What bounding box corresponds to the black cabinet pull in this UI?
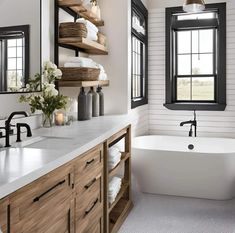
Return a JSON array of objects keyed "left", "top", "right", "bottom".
[
  {"left": 84, "top": 178, "right": 97, "bottom": 189},
  {"left": 85, "top": 198, "right": 99, "bottom": 216},
  {"left": 33, "top": 180, "right": 66, "bottom": 203},
  {"left": 86, "top": 158, "right": 95, "bottom": 166}
]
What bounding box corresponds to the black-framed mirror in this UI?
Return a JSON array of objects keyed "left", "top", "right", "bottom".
[{"left": 0, "top": 0, "right": 41, "bottom": 94}]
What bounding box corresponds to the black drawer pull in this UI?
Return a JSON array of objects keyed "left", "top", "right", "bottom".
[
  {"left": 86, "top": 158, "right": 95, "bottom": 166},
  {"left": 85, "top": 198, "right": 99, "bottom": 216},
  {"left": 84, "top": 178, "right": 97, "bottom": 189},
  {"left": 33, "top": 180, "right": 66, "bottom": 203}
]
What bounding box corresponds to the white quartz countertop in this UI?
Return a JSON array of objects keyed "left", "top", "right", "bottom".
[{"left": 0, "top": 115, "right": 130, "bottom": 199}]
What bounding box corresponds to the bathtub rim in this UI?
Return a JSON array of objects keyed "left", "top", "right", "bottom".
[{"left": 132, "top": 135, "right": 235, "bottom": 155}]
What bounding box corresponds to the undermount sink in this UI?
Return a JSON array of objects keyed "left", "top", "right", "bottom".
[{"left": 12, "top": 136, "right": 77, "bottom": 150}]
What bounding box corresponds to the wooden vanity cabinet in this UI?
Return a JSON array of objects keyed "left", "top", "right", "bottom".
[
  {"left": 0, "top": 198, "right": 9, "bottom": 233},
  {"left": 0, "top": 126, "right": 132, "bottom": 233},
  {"left": 9, "top": 164, "right": 75, "bottom": 233}
]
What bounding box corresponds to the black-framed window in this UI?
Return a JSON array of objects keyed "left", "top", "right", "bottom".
[
  {"left": 164, "top": 3, "right": 226, "bottom": 111},
  {"left": 0, "top": 25, "right": 29, "bottom": 92},
  {"left": 131, "top": 0, "right": 148, "bottom": 109}
]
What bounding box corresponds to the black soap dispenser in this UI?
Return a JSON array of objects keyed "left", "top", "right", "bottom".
[
  {"left": 78, "top": 87, "right": 88, "bottom": 121},
  {"left": 97, "top": 86, "right": 104, "bottom": 116}
]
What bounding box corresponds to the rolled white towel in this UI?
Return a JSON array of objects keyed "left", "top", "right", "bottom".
[
  {"left": 96, "top": 64, "right": 105, "bottom": 73},
  {"left": 99, "top": 72, "right": 108, "bottom": 81},
  {"left": 95, "top": 64, "right": 107, "bottom": 80},
  {"left": 76, "top": 18, "right": 98, "bottom": 33}
]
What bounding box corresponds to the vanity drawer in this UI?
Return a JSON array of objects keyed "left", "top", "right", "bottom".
[
  {"left": 75, "top": 186, "right": 103, "bottom": 233},
  {"left": 75, "top": 144, "right": 103, "bottom": 178},
  {"left": 77, "top": 171, "right": 103, "bottom": 198}
]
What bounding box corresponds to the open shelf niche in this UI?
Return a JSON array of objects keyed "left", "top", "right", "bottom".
[
  {"left": 55, "top": 0, "right": 109, "bottom": 88},
  {"left": 104, "top": 125, "right": 133, "bottom": 233}
]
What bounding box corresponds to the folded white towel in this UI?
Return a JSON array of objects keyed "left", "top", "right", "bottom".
[
  {"left": 108, "top": 155, "right": 121, "bottom": 170},
  {"left": 108, "top": 146, "right": 121, "bottom": 170},
  {"left": 108, "top": 177, "right": 122, "bottom": 204},
  {"left": 109, "top": 152, "right": 121, "bottom": 163},
  {"left": 76, "top": 18, "right": 98, "bottom": 33},
  {"left": 64, "top": 62, "right": 97, "bottom": 68},
  {"left": 109, "top": 146, "right": 120, "bottom": 158},
  {"left": 109, "top": 177, "right": 122, "bottom": 193},
  {"left": 65, "top": 57, "right": 97, "bottom": 68},
  {"left": 66, "top": 57, "right": 93, "bottom": 63}
]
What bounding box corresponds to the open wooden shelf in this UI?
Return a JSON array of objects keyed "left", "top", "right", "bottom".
[
  {"left": 58, "top": 79, "right": 109, "bottom": 87},
  {"left": 109, "top": 181, "right": 130, "bottom": 213},
  {"left": 59, "top": 37, "right": 108, "bottom": 55},
  {"left": 104, "top": 126, "right": 132, "bottom": 233},
  {"left": 109, "top": 198, "right": 133, "bottom": 233},
  {"left": 109, "top": 153, "right": 130, "bottom": 177},
  {"left": 58, "top": 0, "right": 104, "bottom": 26}
]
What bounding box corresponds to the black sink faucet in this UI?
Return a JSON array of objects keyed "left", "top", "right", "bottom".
[
  {"left": 16, "top": 123, "right": 32, "bottom": 142},
  {"left": 0, "top": 111, "right": 30, "bottom": 147},
  {"left": 180, "top": 111, "right": 197, "bottom": 137}
]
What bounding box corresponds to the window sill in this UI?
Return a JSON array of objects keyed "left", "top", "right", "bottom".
[
  {"left": 131, "top": 98, "right": 148, "bottom": 109},
  {"left": 163, "top": 103, "right": 226, "bottom": 111}
]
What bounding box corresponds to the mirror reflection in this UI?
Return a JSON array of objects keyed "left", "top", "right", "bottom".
[
  {"left": 0, "top": 25, "right": 29, "bottom": 92},
  {"left": 0, "top": 0, "right": 41, "bottom": 94}
]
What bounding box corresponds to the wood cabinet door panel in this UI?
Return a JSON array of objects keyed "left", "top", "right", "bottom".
[
  {"left": 9, "top": 164, "right": 75, "bottom": 233},
  {"left": 0, "top": 198, "right": 9, "bottom": 233}
]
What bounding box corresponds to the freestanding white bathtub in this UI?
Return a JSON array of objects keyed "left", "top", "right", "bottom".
[{"left": 132, "top": 135, "right": 235, "bottom": 200}]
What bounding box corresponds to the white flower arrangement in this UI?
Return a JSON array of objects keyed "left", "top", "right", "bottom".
[{"left": 19, "top": 62, "right": 68, "bottom": 126}]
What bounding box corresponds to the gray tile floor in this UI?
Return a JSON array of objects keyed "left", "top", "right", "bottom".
[{"left": 118, "top": 192, "right": 235, "bottom": 233}]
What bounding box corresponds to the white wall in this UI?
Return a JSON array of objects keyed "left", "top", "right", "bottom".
[
  {"left": 148, "top": 0, "right": 235, "bottom": 138},
  {"left": 91, "top": 0, "right": 148, "bottom": 135}
]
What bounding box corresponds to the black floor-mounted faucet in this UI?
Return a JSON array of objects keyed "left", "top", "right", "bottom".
[
  {"left": 0, "top": 111, "right": 32, "bottom": 147},
  {"left": 180, "top": 111, "right": 197, "bottom": 137}
]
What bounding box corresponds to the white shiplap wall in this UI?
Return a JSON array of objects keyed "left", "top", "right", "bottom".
[
  {"left": 129, "top": 105, "right": 149, "bottom": 137},
  {"left": 148, "top": 0, "right": 235, "bottom": 138}
]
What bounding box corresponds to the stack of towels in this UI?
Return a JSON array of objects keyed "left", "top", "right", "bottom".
[
  {"left": 109, "top": 176, "right": 122, "bottom": 204},
  {"left": 64, "top": 57, "right": 108, "bottom": 81},
  {"left": 64, "top": 57, "right": 96, "bottom": 68},
  {"left": 108, "top": 146, "right": 122, "bottom": 170},
  {"left": 76, "top": 18, "right": 98, "bottom": 41}
]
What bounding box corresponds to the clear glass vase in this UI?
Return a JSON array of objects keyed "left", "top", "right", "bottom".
[{"left": 42, "top": 113, "right": 54, "bottom": 128}]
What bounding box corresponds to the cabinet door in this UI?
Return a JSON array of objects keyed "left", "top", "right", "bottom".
[
  {"left": 0, "top": 198, "right": 9, "bottom": 233},
  {"left": 10, "top": 164, "right": 75, "bottom": 233}
]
